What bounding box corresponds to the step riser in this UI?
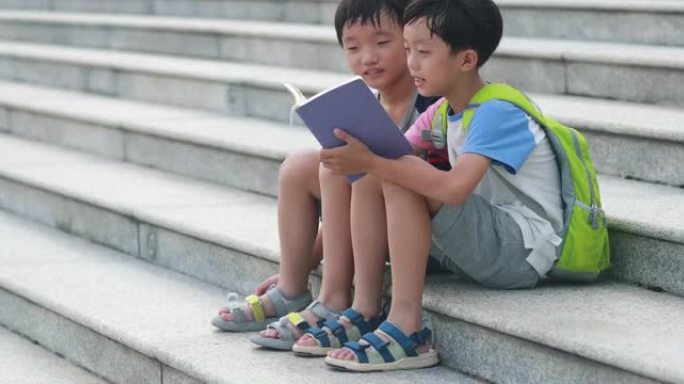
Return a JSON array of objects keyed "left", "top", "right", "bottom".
[
  {"left": 428, "top": 311, "right": 658, "bottom": 384},
  {"left": 607, "top": 231, "right": 684, "bottom": 295},
  {"left": 0, "top": 3, "right": 681, "bottom": 47},
  {"left": 0, "top": 52, "right": 682, "bottom": 124},
  {"left": 582, "top": 130, "right": 684, "bottom": 187},
  {"left": 0, "top": 23, "right": 349, "bottom": 72},
  {"left": 0, "top": 27, "right": 682, "bottom": 107},
  {"left": 0, "top": 0, "right": 338, "bottom": 24},
  {"left": 0, "top": 109, "right": 282, "bottom": 196},
  {"left": 501, "top": 8, "right": 684, "bottom": 47},
  {"left": 0, "top": 178, "right": 279, "bottom": 294},
  {"left": 0, "top": 288, "right": 201, "bottom": 384},
  {"left": 1, "top": 159, "right": 682, "bottom": 305},
  {"left": 2, "top": 99, "right": 682, "bottom": 191}
]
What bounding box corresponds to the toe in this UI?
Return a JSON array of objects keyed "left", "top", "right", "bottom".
[{"left": 295, "top": 334, "right": 318, "bottom": 347}]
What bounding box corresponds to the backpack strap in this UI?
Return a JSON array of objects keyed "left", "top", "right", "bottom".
[{"left": 462, "top": 83, "right": 546, "bottom": 132}]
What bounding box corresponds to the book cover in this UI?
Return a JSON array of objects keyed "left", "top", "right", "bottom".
[{"left": 286, "top": 78, "right": 413, "bottom": 182}]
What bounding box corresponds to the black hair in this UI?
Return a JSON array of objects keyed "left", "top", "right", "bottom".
[
  {"left": 404, "top": 0, "right": 503, "bottom": 67},
  {"left": 334, "top": 0, "right": 410, "bottom": 46}
]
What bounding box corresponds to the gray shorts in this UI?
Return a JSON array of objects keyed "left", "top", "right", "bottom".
[{"left": 429, "top": 193, "right": 540, "bottom": 290}]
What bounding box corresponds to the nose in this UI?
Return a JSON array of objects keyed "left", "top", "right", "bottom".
[
  {"left": 361, "top": 48, "right": 379, "bottom": 66},
  {"left": 407, "top": 51, "right": 418, "bottom": 71}
]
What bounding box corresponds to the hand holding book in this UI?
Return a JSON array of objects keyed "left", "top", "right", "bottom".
[
  {"left": 319, "top": 128, "right": 375, "bottom": 177},
  {"left": 285, "top": 77, "right": 412, "bottom": 182}
]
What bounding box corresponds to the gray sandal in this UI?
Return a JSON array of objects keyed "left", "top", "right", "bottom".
[
  {"left": 249, "top": 300, "right": 340, "bottom": 351},
  {"left": 211, "top": 286, "right": 312, "bottom": 332}
]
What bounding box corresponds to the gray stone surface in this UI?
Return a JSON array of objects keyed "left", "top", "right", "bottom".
[
  {"left": 583, "top": 130, "right": 684, "bottom": 187},
  {"left": 429, "top": 311, "right": 656, "bottom": 384},
  {"left": 0, "top": 211, "right": 476, "bottom": 384},
  {"left": 607, "top": 231, "right": 684, "bottom": 295},
  {"left": 0, "top": 326, "right": 108, "bottom": 384},
  {"left": 423, "top": 277, "right": 684, "bottom": 383},
  {"left": 0, "top": 131, "right": 682, "bottom": 297},
  {"left": 0, "top": 292, "right": 162, "bottom": 384},
  {"left": 10, "top": 110, "right": 125, "bottom": 158},
  {"left": 0, "top": 178, "right": 140, "bottom": 255},
  {"left": 500, "top": 8, "right": 684, "bottom": 46},
  {"left": 568, "top": 63, "right": 684, "bottom": 106}
]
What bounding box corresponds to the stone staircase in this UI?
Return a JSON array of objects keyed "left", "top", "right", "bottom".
[{"left": 0, "top": 1, "right": 682, "bottom": 383}]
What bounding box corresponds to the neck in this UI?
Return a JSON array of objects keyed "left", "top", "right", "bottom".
[
  {"left": 377, "top": 72, "right": 416, "bottom": 107},
  {"left": 445, "top": 74, "right": 486, "bottom": 113}
]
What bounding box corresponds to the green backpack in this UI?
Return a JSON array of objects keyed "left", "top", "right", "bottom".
[{"left": 431, "top": 83, "right": 610, "bottom": 281}]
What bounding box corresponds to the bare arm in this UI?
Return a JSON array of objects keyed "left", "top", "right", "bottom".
[{"left": 320, "top": 129, "right": 490, "bottom": 206}]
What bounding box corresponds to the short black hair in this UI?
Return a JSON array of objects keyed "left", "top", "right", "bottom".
[
  {"left": 404, "top": 0, "right": 503, "bottom": 67},
  {"left": 334, "top": 0, "right": 410, "bottom": 46}
]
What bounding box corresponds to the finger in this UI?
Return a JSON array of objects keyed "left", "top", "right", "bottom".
[{"left": 333, "top": 128, "right": 354, "bottom": 143}]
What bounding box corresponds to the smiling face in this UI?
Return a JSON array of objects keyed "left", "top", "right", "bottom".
[
  {"left": 403, "top": 17, "right": 474, "bottom": 98},
  {"left": 340, "top": 13, "right": 409, "bottom": 91}
]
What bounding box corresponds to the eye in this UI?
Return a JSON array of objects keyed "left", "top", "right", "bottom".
[
  {"left": 418, "top": 50, "right": 430, "bottom": 55},
  {"left": 378, "top": 40, "right": 390, "bottom": 46},
  {"left": 345, "top": 46, "right": 358, "bottom": 51}
]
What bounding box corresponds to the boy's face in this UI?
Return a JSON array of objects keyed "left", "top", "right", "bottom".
[
  {"left": 341, "top": 13, "right": 409, "bottom": 91},
  {"left": 403, "top": 18, "right": 464, "bottom": 97}
]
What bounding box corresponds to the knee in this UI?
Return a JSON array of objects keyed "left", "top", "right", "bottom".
[
  {"left": 352, "top": 174, "right": 382, "bottom": 194},
  {"left": 381, "top": 180, "right": 406, "bottom": 198},
  {"left": 279, "top": 149, "right": 319, "bottom": 189},
  {"left": 319, "top": 162, "right": 347, "bottom": 185}
]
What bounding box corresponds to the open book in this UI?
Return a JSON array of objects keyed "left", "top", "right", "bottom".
[{"left": 285, "top": 77, "right": 412, "bottom": 182}]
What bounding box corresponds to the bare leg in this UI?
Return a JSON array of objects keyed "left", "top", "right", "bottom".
[
  {"left": 330, "top": 179, "right": 439, "bottom": 360},
  {"left": 297, "top": 175, "right": 387, "bottom": 346},
  {"left": 220, "top": 149, "right": 322, "bottom": 320},
  {"left": 259, "top": 164, "right": 354, "bottom": 338}
]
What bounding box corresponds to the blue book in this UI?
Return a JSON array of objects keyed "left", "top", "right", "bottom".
[{"left": 285, "top": 77, "right": 413, "bottom": 182}]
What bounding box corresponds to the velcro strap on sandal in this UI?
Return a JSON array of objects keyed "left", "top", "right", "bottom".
[
  {"left": 245, "top": 295, "right": 265, "bottom": 323},
  {"left": 362, "top": 333, "right": 394, "bottom": 363},
  {"left": 340, "top": 308, "right": 370, "bottom": 335},
  {"left": 304, "top": 326, "right": 331, "bottom": 348},
  {"left": 323, "top": 319, "right": 348, "bottom": 344},
  {"left": 287, "top": 312, "right": 310, "bottom": 332},
  {"left": 379, "top": 321, "right": 418, "bottom": 357},
  {"left": 343, "top": 341, "right": 370, "bottom": 364},
  {"left": 412, "top": 327, "right": 432, "bottom": 346}
]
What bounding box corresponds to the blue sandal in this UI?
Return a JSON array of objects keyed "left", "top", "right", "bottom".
[
  {"left": 292, "top": 308, "right": 386, "bottom": 357},
  {"left": 324, "top": 321, "right": 439, "bottom": 372},
  {"left": 249, "top": 300, "right": 339, "bottom": 351}
]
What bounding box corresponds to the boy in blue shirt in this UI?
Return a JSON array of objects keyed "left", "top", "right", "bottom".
[{"left": 321, "top": 0, "right": 562, "bottom": 371}]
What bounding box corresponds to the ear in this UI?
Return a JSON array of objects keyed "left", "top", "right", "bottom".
[{"left": 460, "top": 49, "right": 479, "bottom": 71}]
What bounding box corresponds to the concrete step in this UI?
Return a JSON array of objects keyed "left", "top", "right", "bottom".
[
  {"left": 498, "top": 0, "right": 684, "bottom": 46},
  {"left": 0, "top": 15, "right": 682, "bottom": 106},
  {"left": 0, "top": 132, "right": 681, "bottom": 299},
  {"left": 0, "top": 79, "right": 681, "bottom": 191},
  {"left": 0, "top": 211, "right": 475, "bottom": 384},
  {"left": 0, "top": 208, "right": 682, "bottom": 383},
  {"left": 0, "top": 0, "right": 339, "bottom": 24},
  {"left": 0, "top": 1, "right": 681, "bottom": 47},
  {"left": 0, "top": 326, "right": 109, "bottom": 384},
  {"left": 0, "top": 40, "right": 682, "bottom": 119}
]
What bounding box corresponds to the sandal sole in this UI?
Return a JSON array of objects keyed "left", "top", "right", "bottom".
[
  {"left": 211, "top": 316, "right": 276, "bottom": 332},
  {"left": 292, "top": 344, "right": 330, "bottom": 357},
  {"left": 324, "top": 350, "right": 439, "bottom": 372}
]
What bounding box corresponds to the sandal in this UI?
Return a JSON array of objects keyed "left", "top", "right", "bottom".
[
  {"left": 324, "top": 321, "right": 439, "bottom": 372},
  {"left": 249, "top": 300, "right": 339, "bottom": 351},
  {"left": 292, "top": 308, "right": 386, "bottom": 357},
  {"left": 211, "top": 286, "right": 312, "bottom": 332}
]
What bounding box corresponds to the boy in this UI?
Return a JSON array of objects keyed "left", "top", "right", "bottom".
[
  {"left": 213, "top": 0, "right": 443, "bottom": 351},
  {"left": 321, "top": 0, "right": 562, "bottom": 371}
]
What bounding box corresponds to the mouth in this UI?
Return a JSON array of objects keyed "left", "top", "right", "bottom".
[
  {"left": 413, "top": 76, "right": 426, "bottom": 87},
  {"left": 363, "top": 68, "right": 385, "bottom": 77}
]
